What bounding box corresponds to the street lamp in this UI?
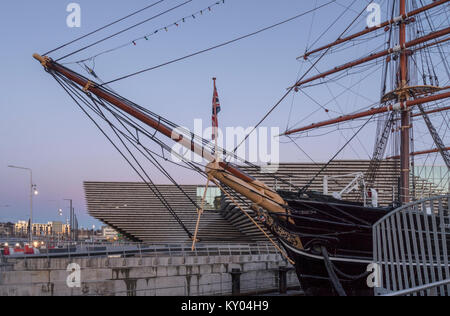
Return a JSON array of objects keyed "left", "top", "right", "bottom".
[
  {"left": 64, "top": 199, "right": 74, "bottom": 241},
  {"left": 8, "top": 165, "right": 38, "bottom": 243}
]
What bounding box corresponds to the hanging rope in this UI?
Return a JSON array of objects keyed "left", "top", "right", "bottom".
[
  {"left": 66, "top": 0, "right": 227, "bottom": 65},
  {"left": 56, "top": 0, "right": 194, "bottom": 62},
  {"left": 52, "top": 71, "right": 195, "bottom": 239},
  {"left": 98, "top": 1, "right": 336, "bottom": 86},
  {"left": 321, "top": 246, "right": 347, "bottom": 296},
  {"left": 211, "top": 178, "right": 295, "bottom": 265},
  {"left": 43, "top": 0, "right": 166, "bottom": 55}
]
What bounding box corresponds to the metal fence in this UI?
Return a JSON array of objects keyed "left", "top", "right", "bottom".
[
  {"left": 373, "top": 195, "right": 450, "bottom": 296},
  {"left": 1, "top": 242, "right": 279, "bottom": 261},
  {"left": 383, "top": 279, "right": 450, "bottom": 296}
]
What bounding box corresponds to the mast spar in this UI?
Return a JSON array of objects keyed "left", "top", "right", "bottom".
[
  {"left": 399, "top": 0, "right": 410, "bottom": 204},
  {"left": 284, "top": 0, "right": 449, "bottom": 204},
  {"left": 298, "top": 0, "right": 450, "bottom": 60}
]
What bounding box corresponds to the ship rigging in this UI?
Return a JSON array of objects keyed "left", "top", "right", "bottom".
[{"left": 33, "top": 0, "right": 449, "bottom": 296}]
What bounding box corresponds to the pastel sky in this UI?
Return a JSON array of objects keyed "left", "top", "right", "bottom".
[{"left": 0, "top": 0, "right": 444, "bottom": 227}]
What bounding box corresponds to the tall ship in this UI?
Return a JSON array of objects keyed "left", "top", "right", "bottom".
[{"left": 33, "top": 0, "right": 449, "bottom": 295}]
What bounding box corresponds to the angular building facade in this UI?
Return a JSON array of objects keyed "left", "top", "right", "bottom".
[{"left": 85, "top": 161, "right": 446, "bottom": 244}]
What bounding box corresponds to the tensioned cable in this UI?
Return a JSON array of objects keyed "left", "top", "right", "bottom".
[
  {"left": 90, "top": 96, "right": 202, "bottom": 209},
  {"left": 56, "top": 0, "right": 193, "bottom": 62},
  {"left": 52, "top": 67, "right": 372, "bottom": 229},
  {"left": 231, "top": 0, "right": 373, "bottom": 155},
  {"left": 59, "top": 59, "right": 309, "bottom": 190},
  {"left": 99, "top": 0, "right": 337, "bottom": 86},
  {"left": 307, "top": 0, "right": 359, "bottom": 51},
  {"left": 64, "top": 0, "right": 226, "bottom": 65},
  {"left": 59, "top": 71, "right": 204, "bottom": 210},
  {"left": 53, "top": 72, "right": 194, "bottom": 238},
  {"left": 43, "top": 0, "right": 165, "bottom": 56},
  {"left": 300, "top": 115, "right": 375, "bottom": 194}
]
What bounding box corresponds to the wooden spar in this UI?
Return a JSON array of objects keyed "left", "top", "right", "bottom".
[
  {"left": 411, "top": 105, "right": 450, "bottom": 118},
  {"left": 298, "top": 0, "right": 450, "bottom": 60},
  {"left": 387, "top": 147, "right": 450, "bottom": 160},
  {"left": 33, "top": 54, "right": 235, "bottom": 176},
  {"left": 417, "top": 36, "right": 450, "bottom": 51},
  {"left": 282, "top": 91, "right": 450, "bottom": 136},
  {"left": 33, "top": 54, "right": 290, "bottom": 218},
  {"left": 290, "top": 27, "right": 450, "bottom": 89}
]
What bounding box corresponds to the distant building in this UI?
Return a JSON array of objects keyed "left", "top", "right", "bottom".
[
  {"left": 77, "top": 229, "right": 91, "bottom": 240},
  {"left": 49, "top": 221, "right": 63, "bottom": 235},
  {"left": 102, "top": 226, "right": 119, "bottom": 240},
  {"left": 0, "top": 222, "right": 14, "bottom": 237},
  {"left": 14, "top": 221, "right": 29, "bottom": 237},
  {"left": 13, "top": 221, "right": 71, "bottom": 238}
]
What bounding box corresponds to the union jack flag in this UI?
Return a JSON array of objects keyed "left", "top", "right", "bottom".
[{"left": 212, "top": 78, "right": 221, "bottom": 140}]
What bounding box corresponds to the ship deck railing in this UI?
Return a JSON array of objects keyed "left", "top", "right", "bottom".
[{"left": 373, "top": 195, "right": 450, "bottom": 296}]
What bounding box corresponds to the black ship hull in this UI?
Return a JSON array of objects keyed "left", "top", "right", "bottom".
[{"left": 267, "top": 191, "right": 393, "bottom": 296}]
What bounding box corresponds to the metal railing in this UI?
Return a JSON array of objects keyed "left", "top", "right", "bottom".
[
  {"left": 1, "top": 242, "right": 279, "bottom": 261},
  {"left": 383, "top": 279, "right": 450, "bottom": 296},
  {"left": 414, "top": 165, "right": 449, "bottom": 194},
  {"left": 373, "top": 195, "right": 450, "bottom": 296}
]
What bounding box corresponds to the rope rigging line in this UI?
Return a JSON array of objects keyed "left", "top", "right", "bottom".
[
  {"left": 299, "top": 114, "right": 375, "bottom": 195},
  {"left": 307, "top": 0, "right": 360, "bottom": 51},
  {"left": 53, "top": 61, "right": 258, "bottom": 169},
  {"left": 57, "top": 58, "right": 313, "bottom": 192},
  {"left": 306, "top": 63, "right": 376, "bottom": 159},
  {"left": 229, "top": 0, "right": 371, "bottom": 157},
  {"left": 321, "top": 246, "right": 347, "bottom": 296},
  {"left": 53, "top": 67, "right": 327, "bottom": 239},
  {"left": 210, "top": 178, "right": 295, "bottom": 265},
  {"left": 89, "top": 96, "right": 204, "bottom": 209},
  {"left": 56, "top": 0, "right": 194, "bottom": 62},
  {"left": 52, "top": 71, "right": 195, "bottom": 239},
  {"left": 98, "top": 0, "right": 337, "bottom": 86},
  {"left": 60, "top": 71, "right": 206, "bottom": 211},
  {"left": 52, "top": 66, "right": 378, "bottom": 251},
  {"left": 286, "top": 66, "right": 382, "bottom": 131},
  {"left": 51, "top": 67, "right": 360, "bottom": 256},
  {"left": 64, "top": 0, "right": 227, "bottom": 65},
  {"left": 43, "top": 0, "right": 166, "bottom": 56}
]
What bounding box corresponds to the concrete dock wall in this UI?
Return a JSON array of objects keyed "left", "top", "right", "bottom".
[{"left": 0, "top": 254, "right": 299, "bottom": 296}]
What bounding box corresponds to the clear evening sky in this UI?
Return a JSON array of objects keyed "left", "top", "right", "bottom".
[{"left": 0, "top": 1, "right": 426, "bottom": 227}]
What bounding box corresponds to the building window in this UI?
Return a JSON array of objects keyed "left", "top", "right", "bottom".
[{"left": 197, "top": 187, "right": 222, "bottom": 210}]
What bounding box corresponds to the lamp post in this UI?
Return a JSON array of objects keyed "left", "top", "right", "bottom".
[
  {"left": 8, "top": 165, "right": 38, "bottom": 243},
  {"left": 64, "top": 199, "right": 73, "bottom": 241},
  {"left": 91, "top": 225, "right": 96, "bottom": 243}
]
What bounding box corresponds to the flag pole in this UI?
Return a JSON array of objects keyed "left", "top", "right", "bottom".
[{"left": 213, "top": 77, "right": 219, "bottom": 162}]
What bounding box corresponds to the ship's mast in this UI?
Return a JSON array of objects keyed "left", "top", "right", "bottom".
[
  {"left": 399, "top": 0, "right": 410, "bottom": 204},
  {"left": 284, "top": 0, "right": 449, "bottom": 204}
]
